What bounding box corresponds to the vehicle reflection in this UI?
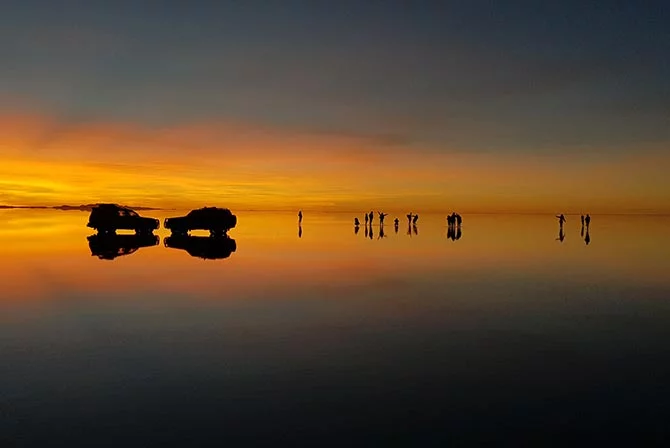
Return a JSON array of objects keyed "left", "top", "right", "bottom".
[
  {"left": 164, "top": 235, "right": 237, "bottom": 260},
  {"left": 87, "top": 233, "right": 159, "bottom": 260}
]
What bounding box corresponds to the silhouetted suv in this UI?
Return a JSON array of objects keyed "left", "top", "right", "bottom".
[
  {"left": 164, "top": 207, "right": 237, "bottom": 236},
  {"left": 87, "top": 204, "right": 159, "bottom": 234}
]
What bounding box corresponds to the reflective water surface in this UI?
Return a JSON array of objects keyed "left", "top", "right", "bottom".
[{"left": 1, "top": 210, "right": 670, "bottom": 445}]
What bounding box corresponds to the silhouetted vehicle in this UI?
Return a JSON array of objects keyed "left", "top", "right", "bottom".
[
  {"left": 87, "top": 233, "right": 159, "bottom": 260},
  {"left": 87, "top": 204, "right": 159, "bottom": 234},
  {"left": 164, "top": 207, "right": 237, "bottom": 236},
  {"left": 164, "top": 234, "right": 237, "bottom": 260}
]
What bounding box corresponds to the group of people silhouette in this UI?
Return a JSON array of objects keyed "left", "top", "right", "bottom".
[
  {"left": 556, "top": 213, "right": 592, "bottom": 245},
  {"left": 352, "top": 211, "right": 420, "bottom": 239},
  {"left": 300, "top": 210, "right": 590, "bottom": 245}
]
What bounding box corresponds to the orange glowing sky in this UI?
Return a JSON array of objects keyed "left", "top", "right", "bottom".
[
  {"left": 0, "top": 112, "right": 668, "bottom": 214},
  {"left": 2, "top": 3, "right": 669, "bottom": 214}
]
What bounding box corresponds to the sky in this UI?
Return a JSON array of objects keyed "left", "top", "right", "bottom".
[{"left": 1, "top": 0, "right": 668, "bottom": 213}]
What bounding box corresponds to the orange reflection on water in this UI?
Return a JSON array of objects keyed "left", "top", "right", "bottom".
[{"left": 0, "top": 210, "right": 669, "bottom": 304}]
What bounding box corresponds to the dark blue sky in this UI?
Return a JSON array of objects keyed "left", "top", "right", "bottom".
[{"left": 1, "top": 0, "right": 668, "bottom": 153}]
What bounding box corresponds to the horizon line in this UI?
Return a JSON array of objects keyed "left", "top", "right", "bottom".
[{"left": 1, "top": 204, "right": 669, "bottom": 217}]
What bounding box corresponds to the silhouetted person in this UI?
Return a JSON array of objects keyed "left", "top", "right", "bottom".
[
  {"left": 378, "top": 212, "right": 388, "bottom": 225},
  {"left": 412, "top": 214, "right": 419, "bottom": 225},
  {"left": 412, "top": 224, "right": 418, "bottom": 235},
  {"left": 581, "top": 215, "right": 585, "bottom": 227},
  {"left": 369, "top": 225, "right": 374, "bottom": 240},
  {"left": 354, "top": 217, "right": 360, "bottom": 226},
  {"left": 407, "top": 223, "right": 412, "bottom": 236},
  {"left": 585, "top": 214, "right": 591, "bottom": 228},
  {"left": 556, "top": 227, "right": 565, "bottom": 242},
  {"left": 447, "top": 214, "right": 453, "bottom": 227},
  {"left": 364, "top": 213, "right": 368, "bottom": 226},
  {"left": 447, "top": 226, "right": 455, "bottom": 241},
  {"left": 298, "top": 225, "right": 302, "bottom": 238},
  {"left": 369, "top": 211, "right": 374, "bottom": 224},
  {"left": 456, "top": 213, "right": 462, "bottom": 227},
  {"left": 407, "top": 213, "right": 413, "bottom": 225},
  {"left": 298, "top": 210, "right": 303, "bottom": 224},
  {"left": 585, "top": 229, "right": 590, "bottom": 245},
  {"left": 556, "top": 214, "right": 566, "bottom": 228},
  {"left": 581, "top": 224, "right": 584, "bottom": 238},
  {"left": 378, "top": 225, "right": 386, "bottom": 239},
  {"left": 394, "top": 217, "right": 399, "bottom": 227},
  {"left": 365, "top": 225, "right": 369, "bottom": 238}
]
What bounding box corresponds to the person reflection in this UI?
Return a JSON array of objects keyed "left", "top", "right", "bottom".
[
  {"left": 585, "top": 228, "right": 591, "bottom": 245},
  {"left": 298, "top": 225, "right": 302, "bottom": 238},
  {"left": 556, "top": 227, "right": 565, "bottom": 242},
  {"left": 369, "top": 225, "right": 374, "bottom": 240},
  {"left": 355, "top": 225, "right": 360, "bottom": 235},
  {"left": 412, "top": 224, "right": 418, "bottom": 236},
  {"left": 378, "top": 225, "right": 386, "bottom": 239},
  {"left": 447, "top": 225, "right": 455, "bottom": 241},
  {"left": 581, "top": 223, "right": 585, "bottom": 238},
  {"left": 365, "top": 225, "right": 369, "bottom": 238},
  {"left": 394, "top": 218, "right": 399, "bottom": 234}
]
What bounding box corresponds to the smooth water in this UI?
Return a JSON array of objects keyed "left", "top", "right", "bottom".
[{"left": 1, "top": 210, "right": 670, "bottom": 445}]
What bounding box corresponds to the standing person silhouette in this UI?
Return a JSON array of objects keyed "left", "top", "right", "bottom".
[
  {"left": 407, "top": 213, "right": 413, "bottom": 225},
  {"left": 354, "top": 217, "right": 360, "bottom": 227},
  {"left": 585, "top": 214, "right": 591, "bottom": 228},
  {"left": 378, "top": 212, "right": 388, "bottom": 225},
  {"left": 556, "top": 214, "right": 566, "bottom": 228},
  {"left": 412, "top": 214, "right": 419, "bottom": 225},
  {"left": 298, "top": 210, "right": 303, "bottom": 224},
  {"left": 364, "top": 213, "right": 368, "bottom": 226},
  {"left": 581, "top": 215, "right": 585, "bottom": 227},
  {"left": 368, "top": 211, "right": 374, "bottom": 225}
]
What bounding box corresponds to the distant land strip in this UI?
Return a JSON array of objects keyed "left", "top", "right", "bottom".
[{"left": 0, "top": 204, "right": 163, "bottom": 211}]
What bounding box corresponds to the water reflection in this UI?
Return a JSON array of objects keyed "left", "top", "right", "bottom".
[
  {"left": 447, "top": 225, "right": 462, "bottom": 241},
  {"left": 585, "top": 228, "right": 591, "bottom": 245},
  {"left": 87, "top": 233, "right": 159, "bottom": 260},
  {"left": 164, "top": 235, "right": 237, "bottom": 260},
  {"left": 556, "top": 227, "right": 565, "bottom": 242}
]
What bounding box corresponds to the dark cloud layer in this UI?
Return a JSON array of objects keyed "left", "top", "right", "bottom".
[{"left": 1, "top": 0, "right": 668, "bottom": 153}]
